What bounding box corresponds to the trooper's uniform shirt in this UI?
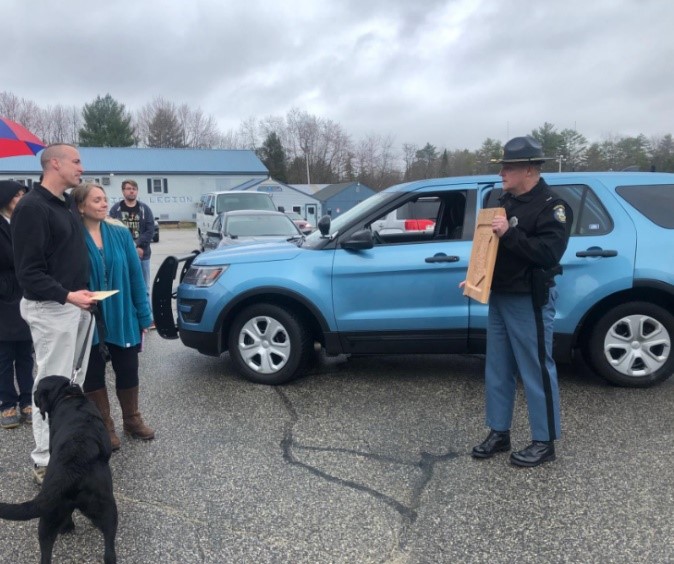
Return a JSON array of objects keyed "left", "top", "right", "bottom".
[
  {"left": 492, "top": 179, "right": 571, "bottom": 293},
  {"left": 485, "top": 178, "right": 572, "bottom": 442}
]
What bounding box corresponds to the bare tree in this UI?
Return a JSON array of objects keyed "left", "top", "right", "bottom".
[
  {"left": 214, "top": 129, "right": 246, "bottom": 149},
  {"left": 176, "top": 104, "right": 220, "bottom": 148},
  {"left": 286, "top": 108, "right": 320, "bottom": 179},
  {"left": 402, "top": 143, "right": 418, "bottom": 180},
  {"left": 67, "top": 105, "right": 83, "bottom": 144},
  {"left": 259, "top": 115, "right": 290, "bottom": 147},
  {"left": 38, "top": 105, "right": 80, "bottom": 144},
  {"left": 377, "top": 134, "right": 401, "bottom": 188},
  {"left": 47, "top": 105, "right": 68, "bottom": 143},
  {"left": 237, "top": 116, "right": 260, "bottom": 150},
  {"left": 135, "top": 97, "right": 178, "bottom": 146},
  {"left": 353, "top": 133, "right": 400, "bottom": 189},
  {"left": 283, "top": 108, "right": 358, "bottom": 183},
  {"left": 354, "top": 134, "right": 379, "bottom": 186},
  {"left": 148, "top": 108, "right": 184, "bottom": 148},
  {"left": 0, "top": 91, "right": 22, "bottom": 121},
  {"left": 318, "top": 118, "right": 352, "bottom": 181},
  {"left": 0, "top": 92, "right": 46, "bottom": 140},
  {"left": 23, "top": 104, "right": 49, "bottom": 142}
]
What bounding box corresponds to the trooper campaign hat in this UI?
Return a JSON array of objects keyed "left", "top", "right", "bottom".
[{"left": 491, "top": 135, "right": 554, "bottom": 164}]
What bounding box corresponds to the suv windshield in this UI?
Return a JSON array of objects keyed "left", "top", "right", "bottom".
[
  {"left": 303, "top": 192, "right": 398, "bottom": 247},
  {"left": 225, "top": 214, "right": 299, "bottom": 237},
  {"left": 216, "top": 193, "right": 276, "bottom": 213}
]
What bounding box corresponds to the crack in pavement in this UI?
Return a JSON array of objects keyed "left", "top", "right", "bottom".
[{"left": 276, "top": 388, "right": 458, "bottom": 526}]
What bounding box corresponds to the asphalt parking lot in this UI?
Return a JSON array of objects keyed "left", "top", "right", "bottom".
[{"left": 0, "top": 226, "right": 673, "bottom": 563}]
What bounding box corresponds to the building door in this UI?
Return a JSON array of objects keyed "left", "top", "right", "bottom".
[{"left": 305, "top": 204, "right": 318, "bottom": 226}]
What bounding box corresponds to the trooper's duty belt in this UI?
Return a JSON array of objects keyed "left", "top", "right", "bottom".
[{"left": 531, "top": 265, "right": 563, "bottom": 308}]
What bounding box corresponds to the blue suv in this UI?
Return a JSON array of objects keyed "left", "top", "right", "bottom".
[{"left": 153, "top": 172, "right": 674, "bottom": 387}]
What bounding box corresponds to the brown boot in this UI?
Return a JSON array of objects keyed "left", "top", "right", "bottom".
[
  {"left": 116, "top": 387, "right": 155, "bottom": 440},
  {"left": 85, "top": 388, "right": 121, "bottom": 451}
]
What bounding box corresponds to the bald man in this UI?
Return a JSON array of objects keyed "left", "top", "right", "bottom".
[{"left": 11, "top": 143, "right": 97, "bottom": 484}]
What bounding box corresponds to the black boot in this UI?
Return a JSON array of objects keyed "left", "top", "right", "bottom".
[
  {"left": 510, "top": 441, "right": 555, "bottom": 467},
  {"left": 471, "top": 430, "right": 511, "bottom": 458}
]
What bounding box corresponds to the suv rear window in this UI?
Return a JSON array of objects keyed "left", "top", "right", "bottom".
[
  {"left": 484, "top": 184, "right": 613, "bottom": 236},
  {"left": 550, "top": 184, "right": 613, "bottom": 236},
  {"left": 615, "top": 184, "right": 674, "bottom": 228}
]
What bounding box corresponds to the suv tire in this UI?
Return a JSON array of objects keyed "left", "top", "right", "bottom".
[
  {"left": 588, "top": 302, "right": 674, "bottom": 387},
  {"left": 228, "top": 304, "right": 311, "bottom": 385}
]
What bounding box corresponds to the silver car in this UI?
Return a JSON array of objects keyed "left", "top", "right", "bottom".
[{"left": 201, "top": 210, "right": 303, "bottom": 251}]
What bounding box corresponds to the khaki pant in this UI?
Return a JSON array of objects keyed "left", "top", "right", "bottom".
[{"left": 20, "top": 299, "right": 94, "bottom": 467}]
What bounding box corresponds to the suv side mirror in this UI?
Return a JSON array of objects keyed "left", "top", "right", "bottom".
[
  {"left": 317, "top": 215, "right": 331, "bottom": 236},
  {"left": 340, "top": 229, "right": 374, "bottom": 250}
]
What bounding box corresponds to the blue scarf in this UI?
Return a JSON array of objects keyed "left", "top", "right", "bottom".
[{"left": 84, "top": 221, "right": 152, "bottom": 347}]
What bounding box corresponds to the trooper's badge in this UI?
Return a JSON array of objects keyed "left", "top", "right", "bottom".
[
  {"left": 509, "top": 216, "right": 518, "bottom": 228},
  {"left": 553, "top": 204, "right": 567, "bottom": 223}
]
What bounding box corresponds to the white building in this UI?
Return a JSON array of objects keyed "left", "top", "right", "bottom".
[{"left": 0, "top": 147, "right": 269, "bottom": 222}]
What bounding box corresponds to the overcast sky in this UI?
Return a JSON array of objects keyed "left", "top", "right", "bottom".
[{"left": 3, "top": 0, "right": 673, "bottom": 149}]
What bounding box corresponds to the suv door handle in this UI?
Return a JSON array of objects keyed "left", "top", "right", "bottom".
[
  {"left": 576, "top": 248, "right": 618, "bottom": 258},
  {"left": 425, "top": 254, "right": 460, "bottom": 263}
]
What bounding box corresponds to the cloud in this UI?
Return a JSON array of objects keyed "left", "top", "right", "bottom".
[{"left": 2, "top": 0, "right": 673, "bottom": 150}]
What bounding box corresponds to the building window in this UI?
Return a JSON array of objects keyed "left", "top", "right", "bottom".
[
  {"left": 147, "top": 178, "right": 168, "bottom": 194},
  {"left": 10, "top": 178, "right": 35, "bottom": 187}
]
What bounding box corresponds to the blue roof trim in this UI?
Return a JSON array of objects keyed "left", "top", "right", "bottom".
[
  {"left": 0, "top": 147, "right": 268, "bottom": 175},
  {"left": 232, "top": 178, "right": 265, "bottom": 190}
]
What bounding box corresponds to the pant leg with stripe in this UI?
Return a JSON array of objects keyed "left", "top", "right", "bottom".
[{"left": 485, "top": 289, "right": 561, "bottom": 441}]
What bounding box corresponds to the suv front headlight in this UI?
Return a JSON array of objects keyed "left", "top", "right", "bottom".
[{"left": 183, "top": 265, "right": 229, "bottom": 287}]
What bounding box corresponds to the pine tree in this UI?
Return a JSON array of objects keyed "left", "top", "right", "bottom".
[
  {"left": 257, "top": 132, "right": 288, "bottom": 182},
  {"left": 79, "top": 94, "right": 135, "bottom": 147}
]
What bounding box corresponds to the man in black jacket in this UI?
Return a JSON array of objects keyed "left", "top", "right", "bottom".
[
  {"left": 11, "top": 144, "right": 97, "bottom": 484},
  {"left": 471, "top": 136, "right": 572, "bottom": 467}
]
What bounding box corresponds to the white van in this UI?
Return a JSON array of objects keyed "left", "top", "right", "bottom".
[{"left": 196, "top": 191, "right": 277, "bottom": 246}]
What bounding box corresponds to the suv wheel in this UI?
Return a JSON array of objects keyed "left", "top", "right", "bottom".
[
  {"left": 228, "top": 304, "right": 311, "bottom": 385},
  {"left": 588, "top": 302, "right": 674, "bottom": 387}
]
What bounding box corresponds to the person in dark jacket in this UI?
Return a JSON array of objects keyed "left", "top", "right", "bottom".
[
  {"left": 470, "top": 136, "right": 572, "bottom": 467},
  {"left": 11, "top": 144, "right": 98, "bottom": 485},
  {"left": 0, "top": 181, "right": 33, "bottom": 429}
]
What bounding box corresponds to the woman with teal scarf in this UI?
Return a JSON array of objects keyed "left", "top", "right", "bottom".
[{"left": 72, "top": 183, "right": 155, "bottom": 450}]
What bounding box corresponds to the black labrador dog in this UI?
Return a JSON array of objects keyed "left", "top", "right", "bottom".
[{"left": 0, "top": 376, "right": 117, "bottom": 564}]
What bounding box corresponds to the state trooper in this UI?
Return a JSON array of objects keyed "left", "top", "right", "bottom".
[{"left": 471, "top": 136, "right": 572, "bottom": 467}]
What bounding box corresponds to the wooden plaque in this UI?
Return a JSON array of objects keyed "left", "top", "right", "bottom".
[{"left": 463, "top": 208, "right": 506, "bottom": 304}]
